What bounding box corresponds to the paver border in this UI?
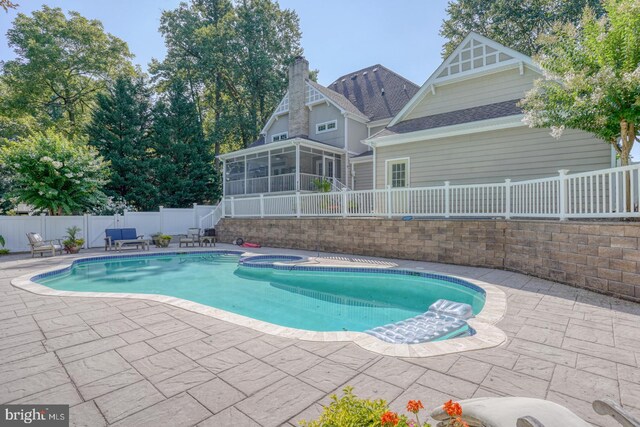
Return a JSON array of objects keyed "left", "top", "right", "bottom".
[{"left": 10, "top": 249, "right": 507, "bottom": 357}]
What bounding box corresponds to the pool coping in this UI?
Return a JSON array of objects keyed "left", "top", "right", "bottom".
[{"left": 10, "top": 249, "right": 507, "bottom": 357}]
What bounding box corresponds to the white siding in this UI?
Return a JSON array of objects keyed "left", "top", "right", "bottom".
[
  {"left": 405, "top": 68, "right": 537, "bottom": 121},
  {"left": 353, "top": 161, "right": 374, "bottom": 190},
  {"left": 375, "top": 127, "right": 612, "bottom": 188}
]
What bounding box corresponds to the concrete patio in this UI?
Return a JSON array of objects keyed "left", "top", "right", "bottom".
[{"left": 0, "top": 244, "right": 639, "bottom": 427}]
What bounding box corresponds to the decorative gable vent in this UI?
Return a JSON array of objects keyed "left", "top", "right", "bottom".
[
  {"left": 306, "top": 83, "right": 325, "bottom": 104},
  {"left": 436, "top": 37, "right": 514, "bottom": 79},
  {"left": 274, "top": 93, "right": 289, "bottom": 115}
]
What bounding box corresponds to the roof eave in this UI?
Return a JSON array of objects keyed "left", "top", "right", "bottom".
[
  {"left": 366, "top": 115, "right": 526, "bottom": 148},
  {"left": 218, "top": 137, "right": 346, "bottom": 160}
]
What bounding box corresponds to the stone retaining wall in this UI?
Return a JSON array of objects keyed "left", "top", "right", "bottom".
[{"left": 217, "top": 218, "right": 640, "bottom": 301}]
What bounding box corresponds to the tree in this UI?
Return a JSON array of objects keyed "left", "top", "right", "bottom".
[
  {"left": 87, "top": 75, "right": 158, "bottom": 211},
  {"left": 0, "top": 0, "right": 18, "bottom": 12},
  {"left": 440, "top": 0, "right": 605, "bottom": 57},
  {"left": 0, "top": 132, "right": 110, "bottom": 215},
  {"left": 520, "top": 0, "right": 640, "bottom": 167},
  {"left": 1, "top": 6, "right": 134, "bottom": 137},
  {"left": 152, "top": 79, "right": 216, "bottom": 207}
]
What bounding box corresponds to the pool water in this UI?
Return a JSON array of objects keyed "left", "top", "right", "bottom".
[{"left": 36, "top": 253, "right": 485, "bottom": 332}]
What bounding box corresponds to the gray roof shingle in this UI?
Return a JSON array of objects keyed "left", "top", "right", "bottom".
[
  {"left": 329, "top": 64, "right": 420, "bottom": 121},
  {"left": 376, "top": 99, "right": 522, "bottom": 137},
  {"left": 307, "top": 80, "right": 369, "bottom": 121}
]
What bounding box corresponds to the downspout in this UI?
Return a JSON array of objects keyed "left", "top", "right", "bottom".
[
  {"left": 372, "top": 145, "right": 377, "bottom": 189},
  {"left": 343, "top": 113, "right": 349, "bottom": 188},
  {"left": 222, "top": 159, "right": 227, "bottom": 198}
]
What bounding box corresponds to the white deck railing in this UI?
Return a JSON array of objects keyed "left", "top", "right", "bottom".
[{"left": 221, "top": 165, "right": 640, "bottom": 220}]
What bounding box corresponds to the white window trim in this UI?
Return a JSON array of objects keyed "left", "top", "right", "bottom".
[
  {"left": 271, "top": 132, "right": 288, "bottom": 142},
  {"left": 384, "top": 157, "right": 410, "bottom": 188},
  {"left": 316, "top": 120, "right": 338, "bottom": 134}
]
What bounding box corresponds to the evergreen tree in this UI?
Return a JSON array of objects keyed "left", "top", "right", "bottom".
[
  {"left": 152, "top": 79, "right": 216, "bottom": 207},
  {"left": 87, "top": 75, "right": 157, "bottom": 211}
]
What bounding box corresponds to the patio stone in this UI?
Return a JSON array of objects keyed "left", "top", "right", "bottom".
[
  {"left": 263, "top": 346, "right": 323, "bottom": 376},
  {"left": 218, "top": 359, "right": 288, "bottom": 396},
  {"left": 176, "top": 340, "right": 218, "bottom": 360},
  {"left": 132, "top": 349, "right": 198, "bottom": 383},
  {"left": 197, "top": 347, "right": 254, "bottom": 374},
  {"left": 197, "top": 407, "right": 260, "bottom": 427},
  {"left": 562, "top": 337, "right": 637, "bottom": 366},
  {"left": 44, "top": 329, "right": 101, "bottom": 352},
  {"left": 512, "top": 355, "right": 556, "bottom": 381},
  {"left": 551, "top": 366, "right": 620, "bottom": 403},
  {"left": 77, "top": 368, "right": 143, "bottom": 400},
  {"left": 546, "top": 391, "right": 622, "bottom": 427},
  {"left": 619, "top": 380, "right": 640, "bottom": 410},
  {"left": 118, "top": 328, "right": 155, "bottom": 344},
  {"left": 464, "top": 348, "right": 519, "bottom": 370},
  {"left": 0, "top": 352, "right": 60, "bottom": 384},
  {"left": 116, "top": 341, "right": 157, "bottom": 362},
  {"left": 576, "top": 354, "right": 618, "bottom": 379},
  {"left": 94, "top": 380, "right": 164, "bottom": 423},
  {"left": 92, "top": 318, "right": 140, "bottom": 337},
  {"left": 144, "top": 318, "right": 192, "bottom": 336},
  {"left": 326, "top": 344, "right": 379, "bottom": 370},
  {"left": 402, "top": 354, "right": 460, "bottom": 372},
  {"left": 56, "top": 335, "right": 128, "bottom": 363},
  {"left": 69, "top": 401, "right": 107, "bottom": 427},
  {"left": 515, "top": 324, "right": 565, "bottom": 347},
  {"left": 0, "top": 367, "right": 69, "bottom": 404},
  {"left": 12, "top": 382, "right": 82, "bottom": 406},
  {"left": 508, "top": 338, "right": 577, "bottom": 367},
  {"left": 446, "top": 356, "right": 493, "bottom": 384},
  {"left": 364, "top": 356, "right": 426, "bottom": 388},
  {"left": 565, "top": 323, "right": 615, "bottom": 346},
  {"left": 188, "top": 378, "right": 245, "bottom": 414},
  {"left": 235, "top": 337, "right": 282, "bottom": 358},
  {"left": 200, "top": 327, "right": 262, "bottom": 352},
  {"left": 417, "top": 369, "right": 478, "bottom": 399},
  {"left": 146, "top": 327, "right": 208, "bottom": 352},
  {"left": 155, "top": 366, "right": 215, "bottom": 397},
  {"left": 0, "top": 330, "right": 45, "bottom": 350},
  {"left": 481, "top": 366, "right": 548, "bottom": 399},
  {"left": 235, "top": 376, "right": 324, "bottom": 427},
  {"left": 112, "top": 392, "right": 211, "bottom": 427},
  {"left": 65, "top": 350, "right": 131, "bottom": 386},
  {"left": 297, "top": 359, "right": 358, "bottom": 392},
  {"left": 0, "top": 342, "right": 45, "bottom": 364},
  {"left": 335, "top": 373, "right": 404, "bottom": 402}
]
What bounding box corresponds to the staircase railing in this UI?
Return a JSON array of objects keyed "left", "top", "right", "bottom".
[{"left": 199, "top": 201, "right": 225, "bottom": 229}]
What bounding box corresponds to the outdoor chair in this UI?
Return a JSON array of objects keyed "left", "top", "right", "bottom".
[
  {"left": 431, "top": 397, "right": 640, "bottom": 427},
  {"left": 26, "top": 232, "right": 63, "bottom": 257},
  {"left": 105, "top": 228, "right": 150, "bottom": 252},
  {"left": 179, "top": 228, "right": 202, "bottom": 248},
  {"left": 200, "top": 228, "right": 216, "bottom": 247}
]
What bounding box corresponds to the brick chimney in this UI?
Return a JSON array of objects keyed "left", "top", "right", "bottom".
[{"left": 288, "top": 56, "right": 309, "bottom": 138}]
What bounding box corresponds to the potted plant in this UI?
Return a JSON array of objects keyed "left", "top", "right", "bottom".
[
  {"left": 0, "top": 235, "right": 9, "bottom": 255},
  {"left": 62, "top": 226, "right": 84, "bottom": 254},
  {"left": 155, "top": 234, "right": 172, "bottom": 248},
  {"left": 313, "top": 177, "right": 332, "bottom": 193}
]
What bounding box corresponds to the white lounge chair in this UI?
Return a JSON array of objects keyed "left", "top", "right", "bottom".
[
  {"left": 430, "top": 397, "right": 640, "bottom": 427},
  {"left": 26, "top": 232, "right": 63, "bottom": 257},
  {"left": 179, "top": 228, "right": 201, "bottom": 248}
]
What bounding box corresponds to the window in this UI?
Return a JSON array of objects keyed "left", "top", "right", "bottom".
[
  {"left": 271, "top": 132, "right": 288, "bottom": 142},
  {"left": 316, "top": 120, "right": 337, "bottom": 134},
  {"left": 386, "top": 158, "right": 409, "bottom": 188}
]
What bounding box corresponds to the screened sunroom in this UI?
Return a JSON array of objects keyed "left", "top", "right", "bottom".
[{"left": 219, "top": 138, "right": 346, "bottom": 197}]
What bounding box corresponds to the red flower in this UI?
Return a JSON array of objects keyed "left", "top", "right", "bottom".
[
  {"left": 443, "top": 400, "right": 463, "bottom": 416},
  {"left": 380, "top": 411, "right": 400, "bottom": 426},
  {"left": 406, "top": 399, "right": 424, "bottom": 414}
]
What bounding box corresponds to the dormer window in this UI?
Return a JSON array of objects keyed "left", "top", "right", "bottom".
[
  {"left": 272, "top": 132, "right": 288, "bottom": 142},
  {"left": 316, "top": 120, "right": 337, "bottom": 134}
]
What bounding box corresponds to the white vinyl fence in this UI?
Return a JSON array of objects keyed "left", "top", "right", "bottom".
[
  {"left": 0, "top": 204, "right": 217, "bottom": 253},
  {"left": 222, "top": 165, "right": 640, "bottom": 221}
]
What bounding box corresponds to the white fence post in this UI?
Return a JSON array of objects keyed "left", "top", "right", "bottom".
[
  {"left": 83, "top": 213, "right": 89, "bottom": 249},
  {"left": 342, "top": 188, "right": 348, "bottom": 218},
  {"left": 505, "top": 179, "right": 511, "bottom": 220},
  {"left": 259, "top": 194, "right": 264, "bottom": 218},
  {"left": 193, "top": 203, "right": 198, "bottom": 228},
  {"left": 230, "top": 198, "right": 235, "bottom": 218},
  {"left": 158, "top": 206, "right": 164, "bottom": 232},
  {"left": 558, "top": 170, "right": 569, "bottom": 220},
  {"left": 444, "top": 181, "right": 450, "bottom": 218},
  {"left": 386, "top": 185, "right": 392, "bottom": 219},
  {"left": 40, "top": 213, "right": 46, "bottom": 239},
  {"left": 296, "top": 192, "right": 301, "bottom": 218}
]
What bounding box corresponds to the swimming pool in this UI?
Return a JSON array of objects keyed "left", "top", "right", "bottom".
[{"left": 33, "top": 251, "right": 485, "bottom": 335}]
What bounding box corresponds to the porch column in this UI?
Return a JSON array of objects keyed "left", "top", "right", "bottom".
[
  {"left": 222, "top": 159, "right": 226, "bottom": 197},
  {"left": 243, "top": 155, "right": 247, "bottom": 195},
  {"left": 267, "top": 149, "right": 271, "bottom": 193},
  {"left": 295, "top": 144, "right": 300, "bottom": 191}
]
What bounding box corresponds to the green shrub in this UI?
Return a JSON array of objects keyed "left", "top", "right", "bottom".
[{"left": 299, "top": 387, "right": 390, "bottom": 427}]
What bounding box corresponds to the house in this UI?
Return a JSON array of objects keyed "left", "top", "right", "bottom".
[
  {"left": 363, "top": 32, "right": 613, "bottom": 191},
  {"left": 220, "top": 32, "right": 613, "bottom": 198},
  {"left": 218, "top": 57, "right": 419, "bottom": 196}
]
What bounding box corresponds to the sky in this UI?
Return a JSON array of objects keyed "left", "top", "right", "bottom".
[{"left": 0, "top": 0, "right": 451, "bottom": 86}]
